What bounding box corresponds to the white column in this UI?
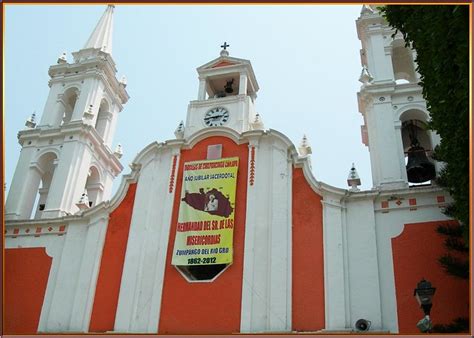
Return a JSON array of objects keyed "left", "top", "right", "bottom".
[
  {"left": 71, "top": 78, "right": 100, "bottom": 122},
  {"left": 114, "top": 147, "right": 179, "bottom": 333},
  {"left": 45, "top": 221, "right": 88, "bottom": 332},
  {"left": 102, "top": 171, "right": 115, "bottom": 202},
  {"left": 239, "top": 72, "right": 248, "bottom": 95},
  {"left": 268, "top": 142, "right": 292, "bottom": 331},
  {"left": 34, "top": 187, "right": 49, "bottom": 219},
  {"left": 345, "top": 199, "right": 382, "bottom": 330},
  {"left": 322, "top": 197, "right": 347, "bottom": 330},
  {"left": 240, "top": 139, "right": 260, "bottom": 332},
  {"left": 5, "top": 147, "right": 41, "bottom": 220},
  {"left": 394, "top": 121, "right": 408, "bottom": 183},
  {"left": 240, "top": 137, "right": 292, "bottom": 333},
  {"left": 36, "top": 238, "right": 66, "bottom": 333},
  {"left": 103, "top": 110, "right": 118, "bottom": 147},
  {"left": 69, "top": 215, "right": 109, "bottom": 332},
  {"left": 365, "top": 98, "right": 407, "bottom": 189},
  {"left": 38, "top": 84, "right": 65, "bottom": 127},
  {"left": 198, "top": 77, "right": 207, "bottom": 100},
  {"left": 366, "top": 31, "right": 394, "bottom": 83}
]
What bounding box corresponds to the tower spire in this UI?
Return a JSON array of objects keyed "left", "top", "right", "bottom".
[{"left": 83, "top": 5, "right": 115, "bottom": 54}]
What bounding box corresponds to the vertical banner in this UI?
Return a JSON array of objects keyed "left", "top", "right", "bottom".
[{"left": 172, "top": 157, "right": 239, "bottom": 266}]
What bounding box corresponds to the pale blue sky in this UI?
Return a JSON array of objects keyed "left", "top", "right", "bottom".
[{"left": 4, "top": 4, "right": 371, "bottom": 195}]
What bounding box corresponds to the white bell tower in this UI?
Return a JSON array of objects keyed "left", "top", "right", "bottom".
[
  {"left": 184, "top": 43, "right": 260, "bottom": 138},
  {"left": 356, "top": 5, "right": 440, "bottom": 190},
  {"left": 5, "top": 5, "right": 129, "bottom": 220}
]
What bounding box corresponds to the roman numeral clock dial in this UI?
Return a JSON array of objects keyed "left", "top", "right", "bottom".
[{"left": 204, "top": 107, "right": 229, "bottom": 127}]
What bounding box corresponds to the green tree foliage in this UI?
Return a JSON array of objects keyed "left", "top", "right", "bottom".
[
  {"left": 437, "top": 224, "right": 469, "bottom": 279},
  {"left": 380, "top": 5, "right": 470, "bottom": 242}
]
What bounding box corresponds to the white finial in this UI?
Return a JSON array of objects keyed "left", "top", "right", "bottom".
[
  {"left": 114, "top": 143, "right": 123, "bottom": 159},
  {"left": 83, "top": 104, "right": 94, "bottom": 120},
  {"left": 57, "top": 52, "right": 67, "bottom": 64},
  {"left": 250, "top": 113, "right": 264, "bottom": 130},
  {"left": 174, "top": 121, "right": 185, "bottom": 139},
  {"left": 359, "top": 65, "right": 374, "bottom": 84},
  {"left": 299, "top": 134, "right": 312, "bottom": 156},
  {"left": 83, "top": 5, "right": 115, "bottom": 54},
  {"left": 25, "top": 112, "right": 37, "bottom": 129},
  {"left": 119, "top": 75, "right": 127, "bottom": 88},
  {"left": 76, "top": 190, "right": 90, "bottom": 210},
  {"left": 347, "top": 163, "right": 362, "bottom": 191},
  {"left": 361, "top": 5, "right": 375, "bottom": 15}
]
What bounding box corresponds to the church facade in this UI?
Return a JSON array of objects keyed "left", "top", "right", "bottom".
[{"left": 4, "top": 5, "right": 469, "bottom": 335}]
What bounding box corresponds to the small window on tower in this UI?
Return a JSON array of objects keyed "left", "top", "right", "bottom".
[{"left": 39, "top": 204, "right": 45, "bottom": 211}]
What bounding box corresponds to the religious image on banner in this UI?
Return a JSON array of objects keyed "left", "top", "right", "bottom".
[{"left": 171, "top": 157, "right": 239, "bottom": 266}]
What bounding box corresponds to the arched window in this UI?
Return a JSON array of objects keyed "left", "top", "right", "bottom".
[
  {"left": 391, "top": 39, "right": 417, "bottom": 84},
  {"left": 400, "top": 109, "right": 436, "bottom": 184},
  {"left": 95, "top": 99, "right": 110, "bottom": 140},
  {"left": 31, "top": 152, "right": 58, "bottom": 219},
  {"left": 400, "top": 110, "right": 432, "bottom": 153},
  {"left": 85, "top": 166, "right": 102, "bottom": 207},
  {"left": 61, "top": 87, "right": 79, "bottom": 125}
]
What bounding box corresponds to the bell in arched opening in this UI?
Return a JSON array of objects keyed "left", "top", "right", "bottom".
[
  {"left": 404, "top": 120, "right": 436, "bottom": 183},
  {"left": 406, "top": 146, "right": 436, "bottom": 183}
]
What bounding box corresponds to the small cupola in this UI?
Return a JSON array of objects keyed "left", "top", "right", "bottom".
[{"left": 196, "top": 42, "right": 259, "bottom": 101}]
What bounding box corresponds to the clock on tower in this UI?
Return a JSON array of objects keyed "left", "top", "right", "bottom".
[{"left": 184, "top": 44, "right": 260, "bottom": 138}]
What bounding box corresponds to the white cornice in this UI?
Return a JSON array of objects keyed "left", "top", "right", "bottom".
[
  {"left": 19, "top": 122, "right": 123, "bottom": 175},
  {"left": 48, "top": 54, "right": 129, "bottom": 106},
  {"left": 188, "top": 94, "right": 248, "bottom": 109}
]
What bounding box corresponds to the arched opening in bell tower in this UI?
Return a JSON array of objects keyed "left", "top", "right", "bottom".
[
  {"left": 207, "top": 73, "right": 243, "bottom": 99},
  {"left": 61, "top": 87, "right": 79, "bottom": 125},
  {"left": 95, "top": 99, "right": 109, "bottom": 140},
  {"left": 84, "top": 166, "right": 102, "bottom": 207},
  {"left": 400, "top": 109, "right": 436, "bottom": 184},
  {"left": 391, "top": 39, "right": 417, "bottom": 84},
  {"left": 31, "top": 152, "right": 58, "bottom": 219}
]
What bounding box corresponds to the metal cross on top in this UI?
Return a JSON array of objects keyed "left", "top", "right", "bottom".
[{"left": 221, "top": 42, "right": 230, "bottom": 50}]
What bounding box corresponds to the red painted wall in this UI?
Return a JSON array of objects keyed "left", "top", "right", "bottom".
[
  {"left": 291, "top": 168, "right": 325, "bottom": 331},
  {"left": 5, "top": 247, "right": 53, "bottom": 334},
  {"left": 158, "top": 136, "right": 248, "bottom": 334},
  {"left": 392, "top": 220, "right": 469, "bottom": 333},
  {"left": 89, "top": 183, "right": 137, "bottom": 332}
]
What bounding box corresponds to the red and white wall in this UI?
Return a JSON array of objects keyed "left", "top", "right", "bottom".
[{"left": 4, "top": 129, "right": 469, "bottom": 334}]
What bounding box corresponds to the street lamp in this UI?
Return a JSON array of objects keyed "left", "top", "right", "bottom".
[{"left": 414, "top": 279, "right": 436, "bottom": 333}]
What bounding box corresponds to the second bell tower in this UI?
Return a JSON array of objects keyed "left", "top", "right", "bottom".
[
  {"left": 5, "top": 5, "right": 129, "bottom": 220},
  {"left": 356, "top": 5, "right": 440, "bottom": 190}
]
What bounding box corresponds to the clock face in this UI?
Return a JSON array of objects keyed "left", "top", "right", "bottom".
[{"left": 204, "top": 107, "right": 229, "bottom": 127}]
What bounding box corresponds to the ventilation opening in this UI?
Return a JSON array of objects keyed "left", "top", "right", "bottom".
[
  {"left": 60, "top": 88, "right": 79, "bottom": 126},
  {"left": 95, "top": 99, "right": 110, "bottom": 140},
  {"left": 391, "top": 39, "right": 417, "bottom": 83},
  {"left": 175, "top": 264, "right": 229, "bottom": 282},
  {"left": 31, "top": 152, "right": 58, "bottom": 219}
]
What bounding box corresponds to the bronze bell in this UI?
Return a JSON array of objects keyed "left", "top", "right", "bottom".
[
  {"left": 224, "top": 78, "right": 234, "bottom": 93},
  {"left": 406, "top": 145, "right": 436, "bottom": 183}
]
